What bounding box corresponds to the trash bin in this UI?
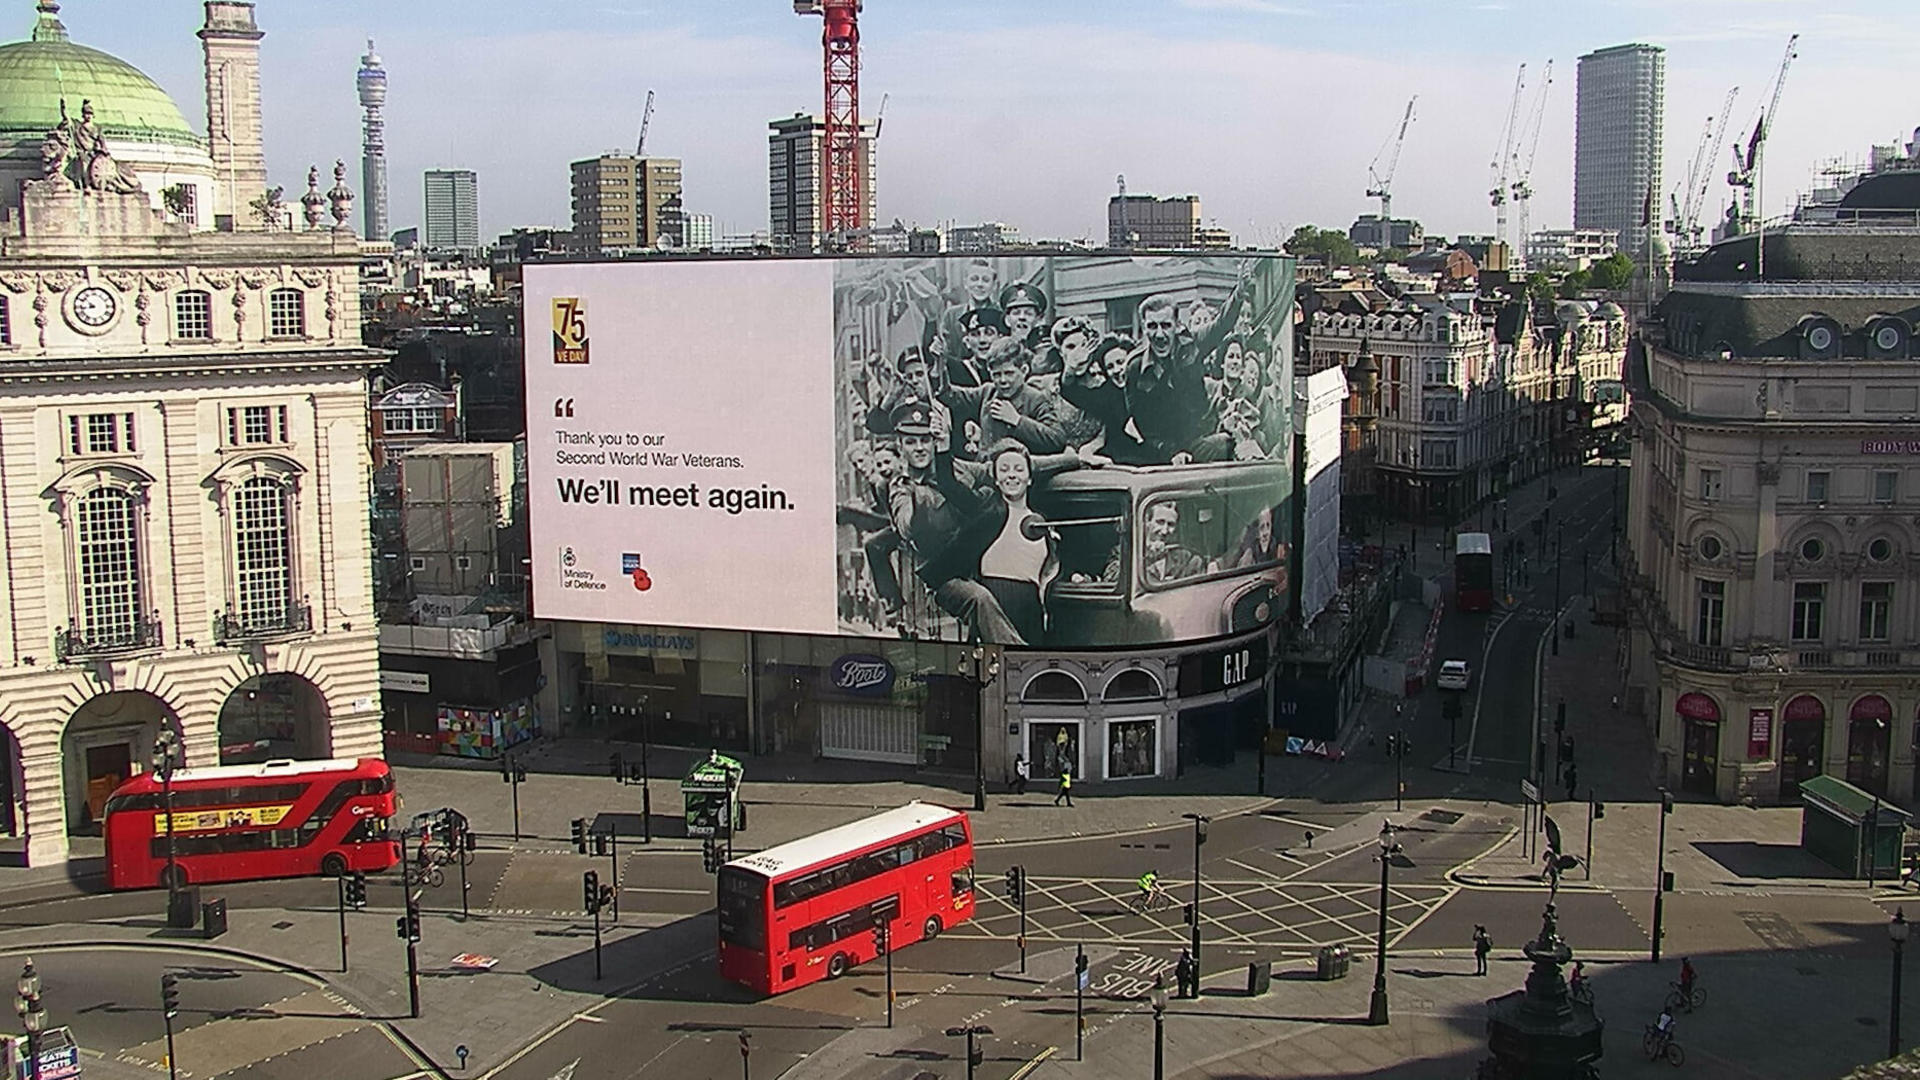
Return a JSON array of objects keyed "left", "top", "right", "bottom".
[
  {"left": 1333, "top": 944, "right": 1352, "bottom": 978},
  {"left": 166, "top": 885, "right": 201, "bottom": 930},
  {"left": 1247, "top": 960, "right": 1271, "bottom": 996},
  {"left": 1315, "top": 944, "right": 1338, "bottom": 981},
  {"left": 201, "top": 897, "right": 228, "bottom": 940}
]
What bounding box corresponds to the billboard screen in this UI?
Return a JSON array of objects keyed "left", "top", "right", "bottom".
[{"left": 525, "top": 253, "right": 1295, "bottom": 648}]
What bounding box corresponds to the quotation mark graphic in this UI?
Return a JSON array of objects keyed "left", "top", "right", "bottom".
[{"left": 553, "top": 398, "right": 575, "bottom": 418}]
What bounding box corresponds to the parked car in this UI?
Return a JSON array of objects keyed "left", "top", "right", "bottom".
[{"left": 1437, "top": 659, "right": 1471, "bottom": 691}]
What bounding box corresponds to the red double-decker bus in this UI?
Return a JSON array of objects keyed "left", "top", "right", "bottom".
[
  {"left": 101, "top": 758, "right": 400, "bottom": 890},
  {"left": 1455, "top": 531, "right": 1494, "bottom": 612},
  {"left": 717, "top": 802, "right": 975, "bottom": 995}
]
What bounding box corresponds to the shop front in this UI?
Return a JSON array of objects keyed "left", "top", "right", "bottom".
[
  {"left": 1007, "top": 662, "right": 1169, "bottom": 785},
  {"left": 1847, "top": 694, "right": 1893, "bottom": 798},
  {"left": 1676, "top": 691, "right": 1720, "bottom": 797},
  {"left": 1780, "top": 694, "right": 1826, "bottom": 802}
]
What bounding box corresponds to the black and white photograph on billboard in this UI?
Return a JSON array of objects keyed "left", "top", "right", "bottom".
[{"left": 832, "top": 253, "right": 1296, "bottom": 647}]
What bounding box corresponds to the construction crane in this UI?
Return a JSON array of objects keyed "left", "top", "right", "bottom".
[
  {"left": 872, "top": 91, "right": 888, "bottom": 146},
  {"left": 1488, "top": 64, "right": 1527, "bottom": 250},
  {"left": 1509, "top": 59, "right": 1552, "bottom": 270},
  {"left": 795, "top": 1, "right": 866, "bottom": 247},
  {"left": 634, "top": 89, "right": 655, "bottom": 156},
  {"left": 1676, "top": 86, "right": 1739, "bottom": 248},
  {"left": 1365, "top": 96, "right": 1417, "bottom": 224},
  {"left": 1729, "top": 34, "right": 1798, "bottom": 234}
]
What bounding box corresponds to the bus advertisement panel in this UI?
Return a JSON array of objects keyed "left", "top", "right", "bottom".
[
  {"left": 524, "top": 253, "right": 1295, "bottom": 648},
  {"left": 102, "top": 758, "right": 400, "bottom": 890},
  {"left": 717, "top": 802, "right": 974, "bottom": 995}
]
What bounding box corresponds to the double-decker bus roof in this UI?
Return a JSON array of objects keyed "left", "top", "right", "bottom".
[
  {"left": 124, "top": 757, "right": 377, "bottom": 789},
  {"left": 727, "top": 801, "right": 964, "bottom": 880},
  {"left": 1456, "top": 532, "right": 1492, "bottom": 556}
]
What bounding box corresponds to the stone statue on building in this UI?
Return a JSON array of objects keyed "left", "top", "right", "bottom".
[{"left": 46, "top": 98, "right": 142, "bottom": 194}]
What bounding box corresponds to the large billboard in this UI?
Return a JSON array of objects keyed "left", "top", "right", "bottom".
[{"left": 525, "top": 253, "right": 1295, "bottom": 648}]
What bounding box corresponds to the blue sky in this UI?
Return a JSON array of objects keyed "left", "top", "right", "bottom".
[{"left": 66, "top": 0, "right": 1920, "bottom": 244}]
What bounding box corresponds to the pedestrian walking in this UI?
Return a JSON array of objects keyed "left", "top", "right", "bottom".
[
  {"left": 1012, "top": 754, "right": 1029, "bottom": 795},
  {"left": 1473, "top": 925, "right": 1491, "bottom": 975},
  {"left": 1175, "top": 948, "right": 1196, "bottom": 998},
  {"left": 1054, "top": 765, "right": 1073, "bottom": 807},
  {"left": 1564, "top": 762, "right": 1579, "bottom": 800}
]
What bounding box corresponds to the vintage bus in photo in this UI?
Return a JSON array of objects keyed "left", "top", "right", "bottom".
[
  {"left": 717, "top": 802, "right": 975, "bottom": 995},
  {"left": 1454, "top": 531, "right": 1494, "bottom": 612},
  {"left": 101, "top": 758, "right": 401, "bottom": 890}
]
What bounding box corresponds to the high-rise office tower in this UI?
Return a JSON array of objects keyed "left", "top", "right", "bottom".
[
  {"left": 423, "top": 168, "right": 478, "bottom": 251},
  {"left": 356, "top": 38, "right": 387, "bottom": 242},
  {"left": 569, "top": 154, "right": 684, "bottom": 254},
  {"left": 767, "top": 113, "right": 874, "bottom": 253},
  {"left": 1575, "top": 43, "right": 1665, "bottom": 258}
]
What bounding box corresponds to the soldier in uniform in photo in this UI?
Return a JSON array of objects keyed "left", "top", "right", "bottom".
[
  {"left": 938, "top": 258, "right": 1000, "bottom": 375},
  {"left": 950, "top": 306, "right": 1008, "bottom": 390},
  {"left": 885, "top": 401, "right": 1025, "bottom": 643},
  {"left": 999, "top": 281, "right": 1051, "bottom": 353}
]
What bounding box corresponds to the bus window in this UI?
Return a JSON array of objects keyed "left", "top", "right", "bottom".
[
  {"left": 1142, "top": 489, "right": 1285, "bottom": 589},
  {"left": 1043, "top": 491, "right": 1127, "bottom": 591},
  {"left": 718, "top": 869, "right": 767, "bottom": 951}
]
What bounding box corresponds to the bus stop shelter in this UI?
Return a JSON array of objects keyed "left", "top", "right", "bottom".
[{"left": 1799, "top": 774, "right": 1909, "bottom": 878}]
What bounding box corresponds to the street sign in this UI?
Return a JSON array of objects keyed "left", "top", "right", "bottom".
[
  {"left": 1521, "top": 779, "right": 1540, "bottom": 803},
  {"left": 1077, "top": 969, "right": 1090, "bottom": 990}
]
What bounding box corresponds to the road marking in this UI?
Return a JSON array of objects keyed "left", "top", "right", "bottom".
[
  {"left": 571, "top": 1012, "right": 605, "bottom": 1023},
  {"left": 1462, "top": 609, "right": 1527, "bottom": 773},
  {"left": 1008, "top": 1045, "right": 1057, "bottom": 1079}
]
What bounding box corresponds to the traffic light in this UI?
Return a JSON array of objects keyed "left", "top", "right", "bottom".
[
  {"left": 160, "top": 972, "right": 179, "bottom": 1018},
  {"left": 584, "top": 870, "right": 601, "bottom": 914},
  {"left": 514, "top": 762, "right": 528, "bottom": 783},
  {"left": 592, "top": 832, "right": 609, "bottom": 857},
  {"left": 345, "top": 872, "right": 368, "bottom": 909},
  {"left": 1004, "top": 866, "right": 1025, "bottom": 902},
  {"left": 1661, "top": 792, "right": 1674, "bottom": 816},
  {"left": 1183, "top": 903, "right": 1196, "bottom": 926},
  {"left": 395, "top": 910, "right": 420, "bottom": 942},
  {"left": 463, "top": 830, "right": 476, "bottom": 853},
  {"left": 702, "top": 838, "right": 720, "bottom": 874},
  {"left": 969, "top": 1042, "right": 983, "bottom": 1068},
  {"left": 500, "top": 755, "right": 512, "bottom": 784},
  {"left": 873, "top": 923, "right": 889, "bottom": 956},
  {"left": 609, "top": 753, "right": 624, "bottom": 780},
  {"left": 1075, "top": 950, "right": 1088, "bottom": 976},
  {"left": 1593, "top": 799, "right": 1605, "bottom": 819},
  {"left": 1442, "top": 695, "right": 1462, "bottom": 721},
  {"left": 571, "top": 818, "right": 588, "bottom": 854},
  {"left": 598, "top": 883, "right": 615, "bottom": 911}
]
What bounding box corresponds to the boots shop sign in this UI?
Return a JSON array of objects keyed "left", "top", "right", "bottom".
[{"left": 830, "top": 654, "right": 896, "bottom": 697}]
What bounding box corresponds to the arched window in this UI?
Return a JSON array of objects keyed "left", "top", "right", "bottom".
[
  {"left": 232, "top": 477, "right": 292, "bottom": 631},
  {"left": 267, "top": 288, "right": 305, "bottom": 338},
  {"left": 173, "top": 290, "right": 212, "bottom": 340},
  {"left": 1103, "top": 668, "right": 1162, "bottom": 703},
  {"left": 76, "top": 488, "right": 143, "bottom": 643},
  {"left": 1022, "top": 670, "right": 1086, "bottom": 704}
]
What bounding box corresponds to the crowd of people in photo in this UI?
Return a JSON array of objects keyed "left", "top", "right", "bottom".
[{"left": 834, "top": 257, "right": 1292, "bottom": 646}]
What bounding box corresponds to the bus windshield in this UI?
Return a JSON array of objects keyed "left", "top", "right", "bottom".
[{"left": 1139, "top": 488, "right": 1283, "bottom": 590}]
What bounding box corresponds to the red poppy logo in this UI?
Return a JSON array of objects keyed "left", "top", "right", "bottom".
[{"left": 631, "top": 567, "right": 652, "bottom": 591}]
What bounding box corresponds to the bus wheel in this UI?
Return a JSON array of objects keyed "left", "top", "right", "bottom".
[
  {"left": 923, "top": 915, "right": 942, "bottom": 940},
  {"left": 159, "top": 865, "right": 188, "bottom": 891},
  {"left": 321, "top": 853, "right": 349, "bottom": 878},
  {"left": 826, "top": 952, "right": 849, "bottom": 979}
]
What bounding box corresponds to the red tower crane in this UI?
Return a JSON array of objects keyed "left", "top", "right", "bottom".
[{"left": 795, "top": 1, "right": 864, "bottom": 246}]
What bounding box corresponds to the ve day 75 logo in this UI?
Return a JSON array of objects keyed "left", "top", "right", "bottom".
[{"left": 552, "top": 296, "right": 589, "bottom": 364}]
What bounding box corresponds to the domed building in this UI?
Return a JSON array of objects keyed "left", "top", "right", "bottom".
[
  {"left": 0, "top": 0, "right": 383, "bottom": 870},
  {"left": 0, "top": 2, "right": 218, "bottom": 225}
]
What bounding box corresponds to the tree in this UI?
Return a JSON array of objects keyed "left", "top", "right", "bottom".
[
  {"left": 1377, "top": 247, "right": 1410, "bottom": 265},
  {"left": 160, "top": 183, "right": 192, "bottom": 219},
  {"left": 1284, "top": 225, "right": 1359, "bottom": 267},
  {"left": 1587, "top": 252, "right": 1635, "bottom": 292},
  {"left": 1557, "top": 268, "right": 1591, "bottom": 299},
  {"left": 1524, "top": 270, "right": 1555, "bottom": 308}
]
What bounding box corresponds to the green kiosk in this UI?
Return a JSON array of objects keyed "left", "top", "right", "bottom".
[
  {"left": 682, "top": 751, "right": 746, "bottom": 838},
  {"left": 1799, "top": 774, "right": 1909, "bottom": 878}
]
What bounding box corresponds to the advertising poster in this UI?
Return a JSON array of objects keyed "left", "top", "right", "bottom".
[{"left": 525, "top": 253, "right": 1294, "bottom": 648}]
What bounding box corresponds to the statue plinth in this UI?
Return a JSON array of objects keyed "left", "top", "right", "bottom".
[{"left": 1480, "top": 904, "right": 1604, "bottom": 1080}]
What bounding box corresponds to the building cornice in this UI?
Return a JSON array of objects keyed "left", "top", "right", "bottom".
[{"left": 0, "top": 347, "right": 387, "bottom": 384}]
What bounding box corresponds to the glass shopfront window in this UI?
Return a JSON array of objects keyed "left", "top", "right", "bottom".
[
  {"left": 755, "top": 635, "right": 978, "bottom": 767},
  {"left": 569, "top": 623, "right": 749, "bottom": 751},
  {"left": 1028, "top": 722, "right": 1080, "bottom": 782},
  {"left": 1107, "top": 718, "right": 1156, "bottom": 779}
]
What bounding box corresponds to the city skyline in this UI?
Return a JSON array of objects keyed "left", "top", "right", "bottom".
[{"left": 81, "top": 0, "right": 1920, "bottom": 244}]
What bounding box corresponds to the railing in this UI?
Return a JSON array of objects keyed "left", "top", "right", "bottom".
[
  {"left": 55, "top": 616, "right": 163, "bottom": 662},
  {"left": 213, "top": 601, "right": 313, "bottom": 643},
  {"left": 1867, "top": 650, "right": 1903, "bottom": 667},
  {"left": 1671, "top": 643, "right": 1733, "bottom": 670}
]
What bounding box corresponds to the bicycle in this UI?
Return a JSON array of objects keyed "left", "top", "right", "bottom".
[
  {"left": 1664, "top": 982, "right": 1705, "bottom": 1012},
  {"left": 1128, "top": 885, "right": 1175, "bottom": 915},
  {"left": 1643, "top": 1024, "right": 1685, "bottom": 1066}
]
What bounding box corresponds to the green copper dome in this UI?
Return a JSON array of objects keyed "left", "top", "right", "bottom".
[{"left": 0, "top": 3, "right": 200, "bottom": 149}]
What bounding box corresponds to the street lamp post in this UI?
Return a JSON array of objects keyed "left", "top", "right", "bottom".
[
  {"left": 1651, "top": 788, "right": 1673, "bottom": 962},
  {"left": 1152, "top": 977, "right": 1167, "bottom": 1080},
  {"left": 14, "top": 957, "right": 44, "bottom": 1080},
  {"left": 1368, "top": 820, "right": 1402, "bottom": 1026},
  {"left": 958, "top": 647, "right": 1001, "bottom": 813},
  {"left": 945, "top": 1024, "right": 992, "bottom": 1080},
  {"left": 1183, "top": 813, "right": 1210, "bottom": 989},
  {"left": 1551, "top": 523, "right": 1563, "bottom": 656},
  {"left": 1893, "top": 907, "right": 1910, "bottom": 1059},
  {"left": 151, "top": 730, "right": 182, "bottom": 905}
]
